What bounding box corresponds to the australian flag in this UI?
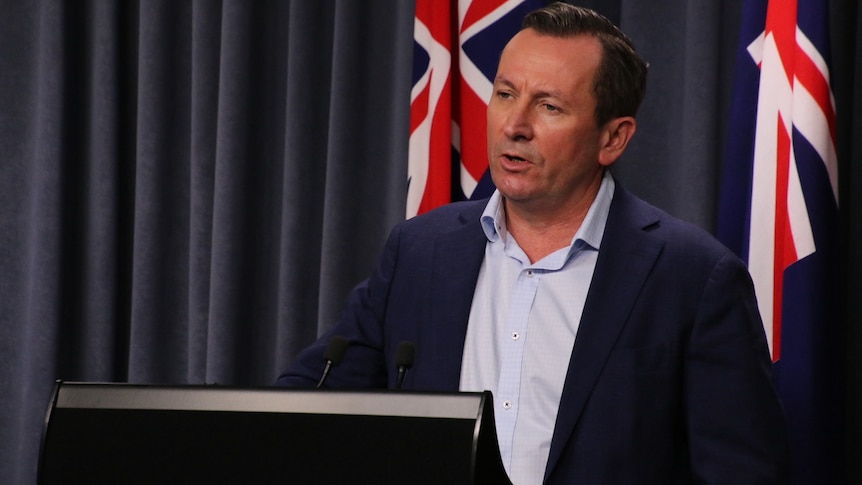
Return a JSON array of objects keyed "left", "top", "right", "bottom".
[
  {"left": 408, "top": 0, "right": 543, "bottom": 218},
  {"left": 718, "top": 0, "right": 843, "bottom": 482}
]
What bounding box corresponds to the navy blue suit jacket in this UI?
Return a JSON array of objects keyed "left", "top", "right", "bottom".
[{"left": 278, "top": 185, "right": 789, "bottom": 484}]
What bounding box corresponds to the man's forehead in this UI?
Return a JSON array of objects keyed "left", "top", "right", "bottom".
[
  {"left": 495, "top": 30, "right": 601, "bottom": 89},
  {"left": 499, "top": 30, "right": 601, "bottom": 67}
]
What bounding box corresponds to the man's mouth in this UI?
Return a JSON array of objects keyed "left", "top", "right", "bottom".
[{"left": 504, "top": 154, "right": 527, "bottom": 162}]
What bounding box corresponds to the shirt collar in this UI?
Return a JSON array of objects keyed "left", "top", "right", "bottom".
[{"left": 480, "top": 170, "right": 616, "bottom": 252}]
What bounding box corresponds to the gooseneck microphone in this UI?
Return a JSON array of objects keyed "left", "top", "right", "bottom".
[
  {"left": 394, "top": 341, "right": 416, "bottom": 390},
  {"left": 316, "top": 336, "right": 349, "bottom": 388}
]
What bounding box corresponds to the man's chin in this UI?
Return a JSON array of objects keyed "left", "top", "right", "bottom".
[{"left": 496, "top": 186, "right": 539, "bottom": 205}]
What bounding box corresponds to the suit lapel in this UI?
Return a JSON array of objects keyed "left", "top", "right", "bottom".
[
  {"left": 424, "top": 202, "right": 488, "bottom": 390},
  {"left": 543, "top": 187, "right": 665, "bottom": 480}
]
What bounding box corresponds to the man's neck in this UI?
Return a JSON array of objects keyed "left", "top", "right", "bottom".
[{"left": 504, "top": 190, "right": 599, "bottom": 263}]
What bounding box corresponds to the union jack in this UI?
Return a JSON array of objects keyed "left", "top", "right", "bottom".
[
  {"left": 408, "top": 0, "right": 543, "bottom": 218},
  {"left": 718, "top": 0, "right": 842, "bottom": 481}
]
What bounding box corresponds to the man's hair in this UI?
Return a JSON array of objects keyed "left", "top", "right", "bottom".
[{"left": 522, "top": 2, "right": 648, "bottom": 126}]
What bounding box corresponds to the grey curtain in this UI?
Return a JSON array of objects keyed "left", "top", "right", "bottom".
[
  {"left": 1, "top": 1, "right": 859, "bottom": 484},
  {"left": 0, "top": 1, "right": 413, "bottom": 482}
]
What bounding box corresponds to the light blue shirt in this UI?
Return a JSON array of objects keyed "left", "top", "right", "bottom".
[{"left": 459, "top": 171, "right": 615, "bottom": 485}]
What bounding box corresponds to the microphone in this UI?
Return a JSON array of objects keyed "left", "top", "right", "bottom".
[
  {"left": 394, "top": 341, "right": 415, "bottom": 390},
  {"left": 315, "top": 336, "right": 348, "bottom": 388}
]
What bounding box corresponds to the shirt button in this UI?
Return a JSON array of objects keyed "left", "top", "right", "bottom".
[
  {"left": 503, "top": 400, "right": 512, "bottom": 410},
  {"left": 511, "top": 332, "right": 520, "bottom": 341},
  {"left": 526, "top": 270, "right": 534, "bottom": 278}
]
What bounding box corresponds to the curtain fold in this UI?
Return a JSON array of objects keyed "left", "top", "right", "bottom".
[
  {"left": 1, "top": 1, "right": 414, "bottom": 482},
  {"left": 0, "top": 1, "right": 858, "bottom": 483},
  {"left": 611, "top": 0, "right": 740, "bottom": 230}
]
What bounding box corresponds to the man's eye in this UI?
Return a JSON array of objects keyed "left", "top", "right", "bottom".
[
  {"left": 497, "top": 91, "right": 512, "bottom": 99},
  {"left": 542, "top": 103, "right": 559, "bottom": 112}
]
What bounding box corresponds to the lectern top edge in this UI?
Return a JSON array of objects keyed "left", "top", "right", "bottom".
[{"left": 52, "top": 381, "right": 490, "bottom": 420}]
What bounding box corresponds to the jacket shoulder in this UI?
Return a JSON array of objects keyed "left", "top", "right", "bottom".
[
  {"left": 397, "top": 199, "right": 487, "bottom": 235},
  {"left": 611, "top": 186, "right": 736, "bottom": 260}
]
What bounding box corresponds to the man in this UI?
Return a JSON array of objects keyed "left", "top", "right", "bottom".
[{"left": 278, "top": 3, "right": 789, "bottom": 484}]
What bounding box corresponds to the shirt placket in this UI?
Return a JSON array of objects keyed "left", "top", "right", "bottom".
[{"left": 496, "top": 266, "right": 541, "bottom": 468}]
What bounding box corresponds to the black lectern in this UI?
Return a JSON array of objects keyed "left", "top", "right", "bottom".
[{"left": 39, "top": 381, "right": 511, "bottom": 484}]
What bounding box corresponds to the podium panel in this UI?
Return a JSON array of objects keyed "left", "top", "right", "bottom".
[{"left": 39, "top": 382, "right": 511, "bottom": 484}]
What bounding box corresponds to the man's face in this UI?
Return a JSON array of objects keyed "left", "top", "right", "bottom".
[{"left": 487, "top": 29, "right": 607, "bottom": 212}]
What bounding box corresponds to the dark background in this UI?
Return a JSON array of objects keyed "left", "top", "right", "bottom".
[{"left": 1, "top": 1, "right": 859, "bottom": 483}]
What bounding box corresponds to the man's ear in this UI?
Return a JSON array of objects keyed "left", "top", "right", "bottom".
[{"left": 598, "top": 116, "right": 636, "bottom": 167}]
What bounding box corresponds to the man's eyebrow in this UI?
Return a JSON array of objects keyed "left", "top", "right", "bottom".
[
  {"left": 495, "top": 77, "right": 564, "bottom": 99},
  {"left": 493, "top": 76, "right": 516, "bottom": 89}
]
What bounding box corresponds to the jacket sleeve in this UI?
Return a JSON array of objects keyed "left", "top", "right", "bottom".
[{"left": 685, "top": 252, "right": 790, "bottom": 483}]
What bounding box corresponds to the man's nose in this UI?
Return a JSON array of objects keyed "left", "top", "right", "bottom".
[{"left": 502, "top": 103, "right": 533, "bottom": 140}]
